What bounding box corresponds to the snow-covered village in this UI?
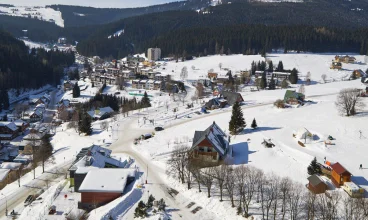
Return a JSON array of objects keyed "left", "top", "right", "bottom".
[
  {"left": 0, "top": 44, "right": 368, "bottom": 219},
  {"left": 1, "top": 1, "right": 368, "bottom": 219}
]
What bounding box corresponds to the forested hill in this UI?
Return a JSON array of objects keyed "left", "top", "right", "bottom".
[
  {"left": 48, "top": 0, "right": 211, "bottom": 27},
  {"left": 0, "top": 30, "right": 75, "bottom": 90}
]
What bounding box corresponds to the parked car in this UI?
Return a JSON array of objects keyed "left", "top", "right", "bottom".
[
  {"left": 24, "top": 195, "right": 34, "bottom": 206},
  {"left": 154, "top": 127, "right": 164, "bottom": 131},
  {"left": 114, "top": 92, "right": 121, "bottom": 95}
]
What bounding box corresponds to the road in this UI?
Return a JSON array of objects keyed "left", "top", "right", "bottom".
[{"left": 0, "top": 162, "right": 71, "bottom": 218}]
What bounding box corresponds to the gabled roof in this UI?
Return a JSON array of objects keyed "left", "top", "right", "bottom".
[
  {"left": 331, "top": 162, "right": 351, "bottom": 176},
  {"left": 191, "top": 122, "right": 229, "bottom": 156},
  {"left": 284, "top": 90, "right": 304, "bottom": 101},
  {"left": 220, "top": 91, "right": 243, "bottom": 105},
  {"left": 78, "top": 168, "right": 135, "bottom": 193},
  {"left": 308, "top": 174, "right": 326, "bottom": 187},
  {"left": 0, "top": 122, "right": 18, "bottom": 131},
  {"left": 14, "top": 119, "right": 27, "bottom": 127}
]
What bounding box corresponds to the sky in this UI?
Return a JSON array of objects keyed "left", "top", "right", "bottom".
[{"left": 0, "top": 0, "right": 180, "bottom": 8}]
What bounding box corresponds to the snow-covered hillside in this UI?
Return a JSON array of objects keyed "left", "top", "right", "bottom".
[
  {"left": 156, "top": 53, "right": 368, "bottom": 82},
  {"left": 0, "top": 5, "right": 64, "bottom": 27}
]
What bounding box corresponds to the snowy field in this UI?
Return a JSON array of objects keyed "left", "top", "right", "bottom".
[
  {"left": 61, "top": 79, "right": 99, "bottom": 104},
  {"left": 131, "top": 79, "right": 368, "bottom": 219},
  {"left": 0, "top": 5, "right": 64, "bottom": 27},
  {"left": 157, "top": 53, "right": 368, "bottom": 83}
]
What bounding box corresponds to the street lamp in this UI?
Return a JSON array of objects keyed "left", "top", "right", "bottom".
[{"left": 1, "top": 192, "right": 8, "bottom": 216}]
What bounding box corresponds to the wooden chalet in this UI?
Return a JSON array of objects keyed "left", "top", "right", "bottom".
[
  {"left": 307, "top": 174, "right": 328, "bottom": 194},
  {"left": 189, "top": 122, "right": 231, "bottom": 163},
  {"left": 0, "top": 122, "right": 18, "bottom": 141},
  {"left": 207, "top": 72, "right": 218, "bottom": 80},
  {"left": 335, "top": 55, "right": 356, "bottom": 64},
  {"left": 330, "top": 162, "right": 351, "bottom": 187}
]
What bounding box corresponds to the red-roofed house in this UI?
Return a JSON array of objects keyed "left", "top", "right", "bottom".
[{"left": 331, "top": 162, "right": 351, "bottom": 187}]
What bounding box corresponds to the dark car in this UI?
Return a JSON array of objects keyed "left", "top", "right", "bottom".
[
  {"left": 114, "top": 92, "right": 121, "bottom": 95},
  {"left": 154, "top": 127, "right": 164, "bottom": 131}
]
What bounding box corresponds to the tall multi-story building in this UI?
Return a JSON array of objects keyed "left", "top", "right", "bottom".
[{"left": 147, "top": 48, "right": 161, "bottom": 61}]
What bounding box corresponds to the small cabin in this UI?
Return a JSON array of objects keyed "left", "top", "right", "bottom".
[
  {"left": 307, "top": 174, "right": 328, "bottom": 194},
  {"left": 342, "top": 182, "right": 364, "bottom": 198},
  {"left": 330, "top": 162, "right": 351, "bottom": 187},
  {"left": 330, "top": 61, "right": 342, "bottom": 70}
]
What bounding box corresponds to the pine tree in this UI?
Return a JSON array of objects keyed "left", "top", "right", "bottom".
[
  {"left": 268, "top": 75, "right": 276, "bottom": 90},
  {"left": 229, "top": 101, "right": 246, "bottom": 135},
  {"left": 259, "top": 72, "right": 267, "bottom": 89},
  {"left": 268, "top": 61, "right": 274, "bottom": 72},
  {"left": 276, "top": 61, "right": 284, "bottom": 71},
  {"left": 307, "top": 157, "right": 322, "bottom": 175},
  {"left": 134, "top": 200, "right": 147, "bottom": 218},
  {"left": 73, "top": 82, "right": 80, "bottom": 98},
  {"left": 251, "top": 118, "right": 257, "bottom": 129},
  {"left": 1, "top": 90, "right": 9, "bottom": 110},
  {"left": 79, "top": 112, "right": 92, "bottom": 135},
  {"left": 289, "top": 68, "right": 298, "bottom": 84},
  {"left": 141, "top": 92, "right": 151, "bottom": 108}
]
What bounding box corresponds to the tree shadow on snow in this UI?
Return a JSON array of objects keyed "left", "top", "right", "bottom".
[
  {"left": 243, "top": 127, "right": 281, "bottom": 135},
  {"left": 230, "top": 142, "right": 256, "bottom": 165}
]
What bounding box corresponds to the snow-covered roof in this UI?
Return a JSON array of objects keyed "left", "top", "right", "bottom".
[
  {"left": 75, "top": 166, "right": 99, "bottom": 174},
  {"left": 14, "top": 119, "right": 27, "bottom": 127},
  {"left": 36, "top": 103, "right": 46, "bottom": 108},
  {"left": 147, "top": 80, "right": 155, "bottom": 83},
  {"left": 192, "top": 122, "right": 229, "bottom": 156},
  {"left": 78, "top": 168, "right": 136, "bottom": 193},
  {"left": 296, "top": 127, "right": 312, "bottom": 139},
  {"left": 154, "top": 81, "right": 162, "bottom": 84},
  {"left": 0, "top": 162, "right": 22, "bottom": 170},
  {"left": 23, "top": 132, "right": 44, "bottom": 140},
  {"left": 87, "top": 107, "right": 114, "bottom": 119},
  {"left": 0, "top": 169, "right": 10, "bottom": 182},
  {"left": 0, "top": 122, "right": 18, "bottom": 131}
]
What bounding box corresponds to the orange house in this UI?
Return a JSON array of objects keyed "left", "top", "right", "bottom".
[{"left": 330, "top": 162, "right": 351, "bottom": 187}]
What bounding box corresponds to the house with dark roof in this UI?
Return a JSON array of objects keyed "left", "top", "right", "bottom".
[
  {"left": 220, "top": 91, "right": 244, "bottom": 106},
  {"left": 284, "top": 90, "right": 305, "bottom": 105},
  {"left": 307, "top": 174, "right": 328, "bottom": 194},
  {"left": 204, "top": 98, "right": 228, "bottom": 110},
  {"left": 0, "top": 122, "right": 19, "bottom": 141},
  {"left": 331, "top": 162, "right": 352, "bottom": 187},
  {"left": 189, "top": 122, "right": 231, "bottom": 164}
]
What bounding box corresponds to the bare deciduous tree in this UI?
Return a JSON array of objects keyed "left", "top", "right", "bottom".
[
  {"left": 298, "top": 84, "right": 305, "bottom": 95},
  {"left": 201, "top": 166, "right": 215, "bottom": 198},
  {"left": 234, "top": 165, "right": 247, "bottom": 214},
  {"left": 287, "top": 183, "right": 305, "bottom": 220},
  {"left": 321, "top": 74, "right": 327, "bottom": 83},
  {"left": 335, "top": 88, "right": 365, "bottom": 116},
  {"left": 100, "top": 121, "right": 109, "bottom": 131},
  {"left": 304, "top": 191, "right": 317, "bottom": 220},
  {"left": 306, "top": 72, "right": 312, "bottom": 85},
  {"left": 180, "top": 66, "right": 188, "bottom": 82},
  {"left": 195, "top": 83, "right": 204, "bottom": 100},
  {"left": 225, "top": 165, "right": 236, "bottom": 207},
  {"left": 280, "top": 177, "right": 292, "bottom": 220},
  {"left": 316, "top": 192, "right": 341, "bottom": 220},
  {"left": 166, "top": 145, "right": 188, "bottom": 184},
  {"left": 214, "top": 165, "right": 227, "bottom": 202},
  {"left": 115, "top": 76, "right": 126, "bottom": 90},
  {"left": 243, "top": 166, "right": 263, "bottom": 217},
  {"left": 219, "top": 63, "right": 223, "bottom": 70}
]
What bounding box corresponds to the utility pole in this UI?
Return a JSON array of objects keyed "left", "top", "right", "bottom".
[{"left": 146, "top": 164, "right": 148, "bottom": 184}]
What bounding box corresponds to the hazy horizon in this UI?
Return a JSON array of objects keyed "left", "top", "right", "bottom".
[{"left": 0, "top": 0, "right": 181, "bottom": 8}]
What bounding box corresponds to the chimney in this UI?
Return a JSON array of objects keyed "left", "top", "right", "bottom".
[{"left": 228, "top": 136, "right": 231, "bottom": 143}]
